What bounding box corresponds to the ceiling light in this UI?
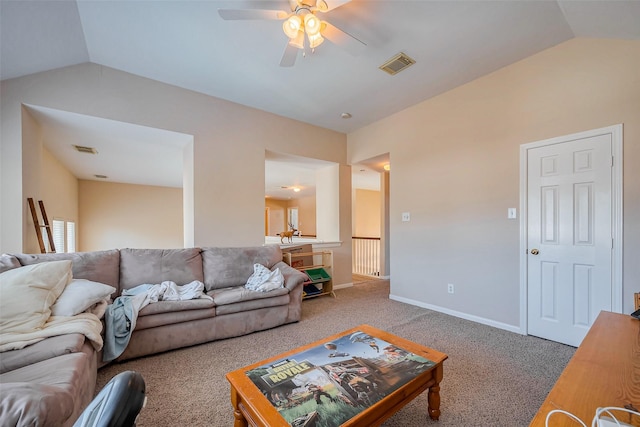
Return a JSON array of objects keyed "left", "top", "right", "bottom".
[
  {"left": 289, "top": 30, "right": 305, "bottom": 50},
  {"left": 282, "top": 15, "right": 302, "bottom": 39},
  {"left": 341, "top": 112, "right": 352, "bottom": 119},
  {"left": 383, "top": 164, "right": 390, "bottom": 171},
  {"left": 293, "top": 187, "right": 301, "bottom": 192},
  {"left": 282, "top": 8, "right": 327, "bottom": 52},
  {"left": 308, "top": 32, "right": 324, "bottom": 49},
  {"left": 304, "top": 13, "right": 321, "bottom": 36}
]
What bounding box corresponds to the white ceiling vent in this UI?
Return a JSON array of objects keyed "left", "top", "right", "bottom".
[
  {"left": 73, "top": 145, "right": 98, "bottom": 154},
  {"left": 379, "top": 52, "right": 416, "bottom": 76}
]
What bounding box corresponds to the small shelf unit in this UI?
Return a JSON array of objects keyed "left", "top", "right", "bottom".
[{"left": 283, "top": 250, "right": 335, "bottom": 299}]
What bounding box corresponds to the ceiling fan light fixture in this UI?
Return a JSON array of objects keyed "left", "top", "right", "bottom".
[
  {"left": 289, "top": 30, "right": 305, "bottom": 49},
  {"left": 307, "top": 32, "right": 324, "bottom": 49},
  {"left": 283, "top": 15, "right": 302, "bottom": 39},
  {"left": 304, "top": 13, "right": 321, "bottom": 36}
]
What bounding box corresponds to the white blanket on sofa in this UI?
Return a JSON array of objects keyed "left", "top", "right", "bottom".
[{"left": 0, "top": 313, "right": 103, "bottom": 352}]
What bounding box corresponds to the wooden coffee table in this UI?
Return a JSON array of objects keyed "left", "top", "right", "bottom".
[{"left": 226, "top": 324, "right": 448, "bottom": 427}]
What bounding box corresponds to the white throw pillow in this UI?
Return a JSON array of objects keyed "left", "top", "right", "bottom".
[
  {"left": 245, "top": 263, "right": 284, "bottom": 292},
  {"left": 0, "top": 260, "right": 72, "bottom": 333},
  {"left": 51, "top": 279, "right": 116, "bottom": 317}
]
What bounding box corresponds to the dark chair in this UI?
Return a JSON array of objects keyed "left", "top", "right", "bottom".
[{"left": 74, "top": 371, "right": 146, "bottom": 427}]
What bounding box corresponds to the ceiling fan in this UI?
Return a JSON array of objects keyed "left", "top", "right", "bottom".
[{"left": 218, "top": 0, "right": 366, "bottom": 67}]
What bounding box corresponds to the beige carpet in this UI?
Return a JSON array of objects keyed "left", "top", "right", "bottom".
[{"left": 96, "top": 280, "right": 574, "bottom": 426}]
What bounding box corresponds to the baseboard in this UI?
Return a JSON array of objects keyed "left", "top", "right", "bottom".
[
  {"left": 389, "top": 294, "right": 524, "bottom": 335},
  {"left": 334, "top": 282, "right": 354, "bottom": 290}
]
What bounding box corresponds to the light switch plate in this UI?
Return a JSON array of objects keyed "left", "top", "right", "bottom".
[
  {"left": 402, "top": 212, "right": 410, "bottom": 222},
  {"left": 508, "top": 208, "right": 517, "bottom": 219}
]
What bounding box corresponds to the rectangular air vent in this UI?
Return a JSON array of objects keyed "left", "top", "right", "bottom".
[
  {"left": 73, "top": 145, "right": 98, "bottom": 154},
  {"left": 379, "top": 52, "right": 416, "bottom": 76}
]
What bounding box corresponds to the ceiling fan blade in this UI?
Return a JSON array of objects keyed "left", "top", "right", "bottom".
[
  {"left": 315, "top": 0, "right": 351, "bottom": 12},
  {"left": 218, "top": 9, "right": 289, "bottom": 20},
  {"left": 321, "top": 21, "right": 366, "bottom": 56},
  {"left": 280, "top": 42, "right": 299, "bottom": 67}
]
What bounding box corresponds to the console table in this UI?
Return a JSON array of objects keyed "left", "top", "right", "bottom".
[{"left": 529, "top": 311, "right": 640, "bottom": 426}]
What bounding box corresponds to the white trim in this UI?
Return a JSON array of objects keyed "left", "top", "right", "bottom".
[
  {"left": 334, "top": 282, "right": 354, "bottom": 290},
  {"left": 389, "top": 294, "right": 523, "bottom": 334},
  {"left": 519, "top": 124, "right": 624, "bottom": 336}
]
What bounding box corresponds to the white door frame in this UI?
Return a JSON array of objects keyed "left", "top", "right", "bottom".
[{"left": 519, "top": 124, "right": 623, "bottom": 335}]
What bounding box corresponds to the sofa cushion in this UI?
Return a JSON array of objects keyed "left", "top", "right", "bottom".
[
  {"left": 0, "top": 382, "right": 74, "bottom": 427},
  {"left": 135, "top": 307, "right": 217, "bottom": 331},
  {"left": 0, "top": 260, "right": 71, "bottom": 334},
  {"left": 119, "top": 248, "right": 203, "bottom": 291},
  {"left": 137, "top": 298, "right": 215, "bottom": 316},
  {"left": 216, "top": 295, "right": 290, "bottom": 316},
  {"left": 208, "top": 285, "right": 289, "bottom": 306},
  {"left": 201, "top": 245, "right": 282, "bottom": 291},
  {"left": 0, "top": 352, "right": 94, "bottom": 427},
  {"left": 0, "top": 334, "right": 85, "bottom": 374},
  {"left": 0, "top": 254, "right": 20, "bottom": 273},
  {"left": 12, "top": 250, "right": 120, "bottom": 289}
]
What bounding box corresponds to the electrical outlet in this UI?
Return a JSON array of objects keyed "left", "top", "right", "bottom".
[
  {"left": 447, "top": 284, "right": 454, "bottom": 294},
  {"left": 402, "top": 212, "right": 410, "bottom": 222}
]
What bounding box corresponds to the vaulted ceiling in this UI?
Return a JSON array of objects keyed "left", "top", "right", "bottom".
[{"left": 2, "top": 1, "right": 639, "bottom": 193}]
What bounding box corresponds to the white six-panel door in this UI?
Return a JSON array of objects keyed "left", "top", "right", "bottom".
[{"left": 526, "top": 131, "right": 615, "bottom": 347}]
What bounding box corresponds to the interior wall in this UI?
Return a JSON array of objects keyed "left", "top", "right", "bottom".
[
  {"left": 1, "top": 63, "right": 351, "bottom": 285},
  {"left": 290, "top": 196, "right": 316, "bottom": 236},
  {"left": 42, "top": 147, "right": 78, "bottom": 251},
  {"left": 20, "top": 107, "right": 43, "bottom": 254},
  {"left": 353, "top": 189, "right": 381, "bottom": 237},
  {"left": 78, "top": 180, "right": 183, "bottom": 251},
  {"left": 348, "top": 38, "right": 640, "bottom": 326},
  {"left": 265, "top": 199, "right": 288, "bottom": 236}
]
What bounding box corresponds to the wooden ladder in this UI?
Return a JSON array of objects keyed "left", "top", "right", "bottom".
[{"left": 27, "top": 198, "right": 55, "bottom": 254}]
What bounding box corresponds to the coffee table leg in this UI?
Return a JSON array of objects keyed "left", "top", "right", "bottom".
[
  {"left": 427, "top": 383, "right": 441, "bottom": 420},
  {"left": 427, "top": 364, "right": 444, "bottom": 420},
  {"left": 230, "top": 387, "right": 248, "bottom": 427}
]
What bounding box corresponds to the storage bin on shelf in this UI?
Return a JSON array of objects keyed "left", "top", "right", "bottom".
[{"left": 283, "top": 250, "right": 335, "bottom": 299}]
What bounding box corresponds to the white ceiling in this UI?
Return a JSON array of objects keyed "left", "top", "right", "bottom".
[{"left": 2, "top": 0, "right": 639, "bottom": 195}]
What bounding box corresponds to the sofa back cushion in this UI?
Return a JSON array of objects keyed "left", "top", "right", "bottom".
[
  {"left": 119, "top": 248, "right": 203, "bottom": 291},
  {"left": 201, "top": 245, "right": 282, "bottom": 291},
  {"left": 0, "top": 254, "right": 21, "bottom": 273},
  {"left": 12, "top": 250, "right": 120, "bottom": 289}
]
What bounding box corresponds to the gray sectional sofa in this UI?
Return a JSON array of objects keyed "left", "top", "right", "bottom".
[{"left": 0, "top": 245, "right": 307, "bottom": 426}]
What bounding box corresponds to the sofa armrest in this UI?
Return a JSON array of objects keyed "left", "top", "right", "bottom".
[{"left": 273, "top": 261, "right": 307, "bottom": 292}]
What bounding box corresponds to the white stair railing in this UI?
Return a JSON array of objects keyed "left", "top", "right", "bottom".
[{"left": 352, "top": 237, "right": 380, "bottom": 277}]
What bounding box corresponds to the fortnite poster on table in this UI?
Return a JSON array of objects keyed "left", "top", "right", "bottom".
[{"left": 245, "top": 331, "right": 435, "bottom": 427}]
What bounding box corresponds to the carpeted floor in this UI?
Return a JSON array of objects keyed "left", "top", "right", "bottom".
[{"left": 96, "top": 280, "right": 575, "bottom": 426}]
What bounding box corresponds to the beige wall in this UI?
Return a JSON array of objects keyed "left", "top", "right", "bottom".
[
  {"left": 42, "top": 147, "right": 79, "bottom": 251},
  {"left": 353, "top": 189, "right": 381, "bottom": 238},
  {"left": 1, "top": 63, "right": 352, "bottom": 286},
  {"left": 265, "top": 199, "right": 288, "bottom": 236},
  {"left": 293, "top": 195, "right": 316, "bottom": 236},
  {"left": 78, "top": 180, "right": 183, "bottom": 251},
  {"left": 348, "top": 38, "right": 640, "bottom": 325}
]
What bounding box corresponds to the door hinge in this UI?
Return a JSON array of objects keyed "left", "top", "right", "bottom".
[{"left": 611, "top": 156, "right": 614, "bottom": 167}]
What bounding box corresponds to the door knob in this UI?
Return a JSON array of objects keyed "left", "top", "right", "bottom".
[{"left": 530, "top": 249, "right": 539, "bottom": 255}]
